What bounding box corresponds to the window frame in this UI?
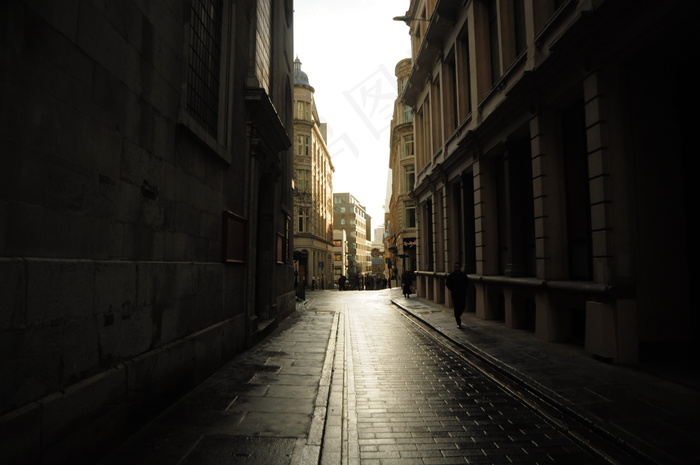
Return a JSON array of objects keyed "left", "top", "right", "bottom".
[{"left": 179, "top": 0, "right": 234, "bottom": 165}]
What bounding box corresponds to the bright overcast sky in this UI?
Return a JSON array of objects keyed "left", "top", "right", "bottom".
[{"left": 293, "top": 0, "right": 411, "bottom": 230}]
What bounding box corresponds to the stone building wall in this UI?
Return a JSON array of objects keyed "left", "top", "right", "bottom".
[{"left": 0, "top": 1, "right": 295, "bottom": 463}]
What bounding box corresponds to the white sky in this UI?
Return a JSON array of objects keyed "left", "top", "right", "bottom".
[{"left": 293, "top": 0, "right": 411, "bottom": 229}]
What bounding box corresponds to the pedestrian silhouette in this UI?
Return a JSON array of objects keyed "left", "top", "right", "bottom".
[
  {"left": 401, "top": 271, "right": 413, "bottom": 298},
  {"left": 446, "top": 262, "right": 468, "bottom": 328}
]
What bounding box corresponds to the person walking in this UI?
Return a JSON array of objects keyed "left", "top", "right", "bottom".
[
  {"left": 401, "top": 271, "right": 412, "bottom": 298},
  {"left": 446, "top": 262, "right": 469, "bottom": 328},
  {"left": 338, "top": 275, "right": 346, "bottom": 291}
]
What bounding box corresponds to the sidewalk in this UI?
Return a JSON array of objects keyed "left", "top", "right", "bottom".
[
  {"left": 390, "top": 288, "right": 700, "bottom": 465},
  {"left": 98, "top": 304, "right": 339, "bottom": 465}
]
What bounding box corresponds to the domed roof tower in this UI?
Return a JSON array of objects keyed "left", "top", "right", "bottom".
[{"left": 294, "top": 57, "right": 313, "bottom": 90}]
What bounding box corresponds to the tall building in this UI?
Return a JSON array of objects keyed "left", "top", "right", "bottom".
[
  {"left": 387, "top": 58, "right": 417, "bottom": 280},
  {"left": 399, "top": 0, "right": 696, "bottom": 363},
  {"left": 333, "top": 193, "right": 371, "bottom": 281},
  {"left": 292, "top": 58, "right": 335, "bottom": 290},
  {"left": 1, "top": 1, "right": 295, "bottom": 462}
]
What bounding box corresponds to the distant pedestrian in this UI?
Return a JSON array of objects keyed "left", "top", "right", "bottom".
[
  {"left": 401, "top": 271, "right": 412, "bottom": 298},
  {"left": 446, "top": 262, "right": 468, "bottom": 328},
  {"left": 338, "top": 275, "right": 346, "bottom": 291}
]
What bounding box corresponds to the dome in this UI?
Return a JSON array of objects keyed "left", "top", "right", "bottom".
[{"left": 294, "top": 57, "right": 311, "bottom": 87}]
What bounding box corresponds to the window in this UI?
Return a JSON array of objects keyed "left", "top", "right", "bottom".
[
  {"left": 295, "top": 169, "right": 310, "bottom": 192},
  {"left": 512, "top": 0, "right": 526, "bottom": 55},
  {"left": 296, "top": 101, "right": 310, "bottom": 120},
  {"left": 562, "top": 101, "right": 592, "bottom": 280},
  {"left": 443, "top": 51, "right": 457, "bottom": 136},
  {"left": 403, "top": 134, "right": 414, "bottom": 158},
  {"left": 255, "top": 0, "right": 271, "bottom": 93},
  {"left": 405, "top": 200, "right": 416, "bottom": 228},
  {"left": 431, "top": 78, "right": 442, "bottom": 152},
  {"left": 488, "top": 0, "right": 500, "bottom": 84},
  {"left": 405, "top": 164, "right": 415, "bottom": 192},
  {"left": 404, "top": 105, "right": 413, "bottom": 123},
  {"left": 185, "top": 0, "right": 224, "bottom": 138},
  {"left": 424, "top": 200, "right": 434, "bottom": 270},
  {"left": 495, "top": 144, "right": 535, "bottom": 277},
  {"left": 298, "top": 207, "right": 309, "bottom": 232},
  {"left": 334, "top": 253, "right": 342, "bottom": 261},
  {"left": 456, "top": 26, "right": 471, "bottom": 122}
]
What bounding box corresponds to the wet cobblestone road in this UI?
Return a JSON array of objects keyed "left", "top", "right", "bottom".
[
  {"left": 100, "top": 288, "right": 653, "bottom": 465},
  {"left": 321, "top": 291, "right": 608, "bottom": 465}
]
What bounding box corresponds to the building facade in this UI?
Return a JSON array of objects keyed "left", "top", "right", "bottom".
[
  {"left": 370, "top": 225, "right": 388, "bottom": 281},
  {"left": 1, "top": 1, "right": 296, "bottom": 462},
  {"left": 387, "top": 58, "right": 418, "bottom": 280},
  {"left": 333, "top": 228, "right": 349, "bottom": 286},
  {"left": 333, "top": 193, "right": 371, "bottom": 282},
  {"left": 292, "top": 58, "right": 335, "bottom": 290},
  {"left": 400, "top": 0, "right": 696, "bottom": 363}
]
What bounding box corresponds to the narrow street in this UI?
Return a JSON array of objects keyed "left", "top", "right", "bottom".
[
  {"left": 320, "top": 290, "right": 613, "bottom": 465},
  {"left": 97, "top": 287, "right": 688, "bottom": 465}
]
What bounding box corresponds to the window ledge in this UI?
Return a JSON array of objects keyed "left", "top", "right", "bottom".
[{"left": 177, "top": 109, "right": 232, "bottom": 165}]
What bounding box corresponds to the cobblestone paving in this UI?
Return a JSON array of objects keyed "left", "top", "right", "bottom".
[{"left": 335, "top": 292, "right": 606, "bottom": 465}]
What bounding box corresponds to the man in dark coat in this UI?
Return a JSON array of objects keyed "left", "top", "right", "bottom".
[
  {"left": 446, "top": 262, "right": 468, "bottom": 328},
  {"left": 401, "top": 271, "right": 412, "bottom": 298}
]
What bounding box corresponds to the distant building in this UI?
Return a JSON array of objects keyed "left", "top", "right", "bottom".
[
  {"left": 293, "top": 58, "right": 335, "bottom": 290},
  {"left": 1, "top": 1, "right": 295, "bottom": 462},
  {"left": 333, "top": 229, "right": 348, "bottom": 286},
  {"left": 388, "top": 58, "right": 417, "bottom": 278},
  {"left": 371, "top": 225, "right": 388, "bottom": 280},
  {"left": 333, "top": 193, "right": 371, "bottom": 279},
  {"left": 372, "top": 226, "right": 386, "bottom": 250}
]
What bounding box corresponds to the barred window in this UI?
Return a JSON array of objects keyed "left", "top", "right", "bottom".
[
  {"left": 186, "top": 0, "right": 223, "bottom": 138},
  {"left": 255, "top": 0, "right": 272, "bottom": 93}
]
